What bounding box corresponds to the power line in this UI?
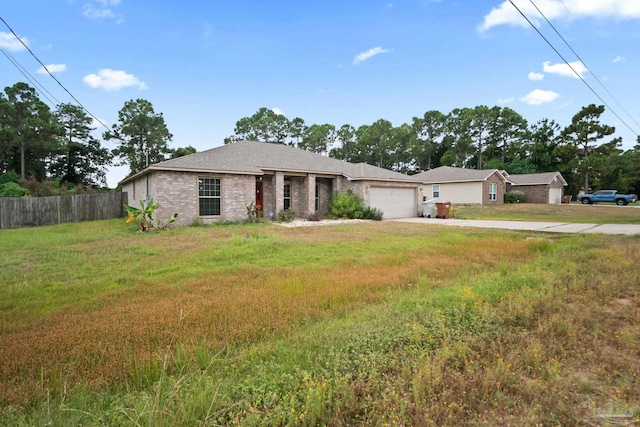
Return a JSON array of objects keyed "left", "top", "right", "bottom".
[
  {"left": 0, "top": 15, "right": 111, "bottom": 133},
  {"left": 528, "top": 0, "right": 640, "bottom": 131},
  {"left": 508, "top": 0, "right": 640, "bottom": 138},
  {"left": 0, "top": 47, "right": 62, "bottom": 107}
]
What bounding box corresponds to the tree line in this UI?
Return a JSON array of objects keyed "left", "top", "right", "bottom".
[
  {"left": 0, "top": 82, "right": 193, "bottom": 196},
  {"left": 2, "top": 81, "right": 639, "bottom": 198},
  {"left": 226, "top": 106, "right": 640, "bottom": 196}
]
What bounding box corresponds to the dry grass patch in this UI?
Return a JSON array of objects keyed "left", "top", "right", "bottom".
[
  {"left": 0, "top": 222, "right": 536, "bottom": 406},
  {"left": 2, "top": 221, "right": 639, "bottom": 426}
]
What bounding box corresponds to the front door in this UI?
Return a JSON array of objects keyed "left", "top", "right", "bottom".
[{"left": 255, "top": 180, "right": 263, "bottom": 213}]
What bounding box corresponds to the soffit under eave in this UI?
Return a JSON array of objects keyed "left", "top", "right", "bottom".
[
  {"left": 347, "top": 177, "right": 423, "bottom": 185},
  {"left": 149, "top": 166, "right": 263, "bottom": 176},
  {"left": 259, "top": 167, "right": 343, "bottom": 177}
]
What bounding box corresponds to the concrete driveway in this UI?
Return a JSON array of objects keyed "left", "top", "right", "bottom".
[{"left": 393, "top": 217, "right": 640, "bottom": 235}]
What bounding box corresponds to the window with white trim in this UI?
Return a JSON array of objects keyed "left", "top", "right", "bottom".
[
  {"left": 284, "top": 182, "right": 291, "bottom": 210},
  {"left": 489, "top": 183, "right": 497, "bottom": 201},
  {"left": 432, "top": 184, "right": 440, "bottom": 198},
  {"left": 198, "top": 177, "right": 221, "bottom": 216}
]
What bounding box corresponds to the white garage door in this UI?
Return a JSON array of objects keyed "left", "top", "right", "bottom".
[
  {"left": 549, "top": 188, "right": 562, "bottom": 204},
  {"left": 369, "top": 187, "right": 417, "bottom": 219}
]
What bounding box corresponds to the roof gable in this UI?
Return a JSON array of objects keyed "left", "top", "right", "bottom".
[{"left": 507, "top": 172, "right": 567, "bottom": 186}]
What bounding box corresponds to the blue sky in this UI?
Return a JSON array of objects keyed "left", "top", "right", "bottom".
[{"left": 2, "top": 0, "right": 639, "bottom": 186}]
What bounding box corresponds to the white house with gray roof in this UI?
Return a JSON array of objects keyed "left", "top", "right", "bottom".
[
  {"left": 413, "top": 166, "right": 508, "bottom": 205},
  {"left": 412, "top": 166, "right": 567, "bottom": 205},
  {"left": 119, "top": 140, "right": 424, "bottom": 226}
]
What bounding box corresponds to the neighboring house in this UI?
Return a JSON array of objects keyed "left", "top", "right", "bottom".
[
  {"left": 119, "top": 140, "right": 424, "bottom": 226},
  {"left": 504, "top": 171, "right": 567, "bottom": 204},
  {"left": 413, "top": 166, "right": 507, "bottom": 205}
]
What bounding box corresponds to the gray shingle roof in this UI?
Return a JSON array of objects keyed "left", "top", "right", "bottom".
[
  {"left": 412, "top": 166, "right": 505, "bottom": 183},
  {"left": 121, "top": 140, "right": 421, "bottom": 184},
  {"left": 506, "top": 172, "right": 567, "bottom": 186}
]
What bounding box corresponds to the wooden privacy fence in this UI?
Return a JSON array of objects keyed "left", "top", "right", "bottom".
[{"left": 0, "top": 192, "right": 128, "bottom": 229}]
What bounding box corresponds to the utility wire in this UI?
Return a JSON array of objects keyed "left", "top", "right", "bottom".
[
  {"left": 0, "top": 47, "right": 62, "bottom": 107},
  {"left": 0, "top": 15, "right": 111, "bottom": 133},
  {"left": 508, "top": 0, "right": 640, "bottom": 138},
  {"left": 528, "top": 0, "right": 640, "bottom": 131}
]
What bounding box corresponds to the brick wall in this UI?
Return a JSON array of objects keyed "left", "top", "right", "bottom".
[
  {"left": 317, "top": 178, "right": 332, "bottom": 215},
  {"left": 142, "top": 171, "right": 255, "bottom": 226},
  {"left": 482, "top": 173, "right": 505, "bottom": 205},
  {"left": 124, "top": 170, "right": 419, "bottom": 226},
  {"left": 514, "top": 180, "right": 564, "bottom": 204},
  {"left": 516, "top": 184, "right": 548, "bottom": 204}
]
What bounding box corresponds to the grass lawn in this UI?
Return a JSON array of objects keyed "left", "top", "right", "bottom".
[
  {"left": 454, "top": 202, "right": 640, "bottom": 224},
  {"left": 0, "top": 218, "right": 639, "bottom": 426}
]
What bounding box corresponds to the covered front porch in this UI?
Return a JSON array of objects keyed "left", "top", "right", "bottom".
[{"left": 256, "top": 171, "right": 342, "bottom": 219}]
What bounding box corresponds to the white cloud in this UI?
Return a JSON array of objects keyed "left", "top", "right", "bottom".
[
  {"left": 613, "top": 55, "right": 625, "bottom": 63},
  {"left": 271, "top": 108, "right": 284, "bottom": 115},
  {"left": 520, "top": 89, "right": 559, "bottom": 105},
  {"left": 497, "top": 97, "right": 515, "bottom": 104},
  {"left": 37, "top": 64, "right": 67, "bottom": 74},
  {"left": 528, "top": 71, "right": 544, "bottom": 81},
  {"left": 353, "top": 47, "right": 391, "bottom": 65},
  {"left": 480, "top": 0, "right": 640, "bottom": 32},
  {"left": 83, "top": 0, "right": 123, "bottom": 23},
  {"left": 0, "top": 31, "right": 28, "bottom": 52},
  {"left": 83, "top": 69, "right": 147, "bottom": 90},
  {"left": 543, "top": 60, "right": 588, "bottom": 78}
]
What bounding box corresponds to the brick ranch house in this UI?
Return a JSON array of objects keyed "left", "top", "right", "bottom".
[{"left": 119, "top": 140, "right": 425, "bottom": 227}]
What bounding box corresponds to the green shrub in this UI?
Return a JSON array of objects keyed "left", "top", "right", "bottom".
[
  {"left": 504, "top": 190, "right": 525, "bottom": 203},
  {"left": 363, "top": 206, "right": 383, "bottom": 221},
  {"left": 0, "top": 171, "right": 20, "bottom": 185},
  {"left": 0, "top": 182, "right": 29, "bottom": 197},
  {"left": 329, "top": 190, "right": 367, "bottom": 219},
  {"left": 277, "top": 209, "right": 295, "bottom": 222}
]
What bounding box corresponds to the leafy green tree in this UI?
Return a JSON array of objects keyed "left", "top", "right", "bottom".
[
  {"left": 410, "top": 110, "right": 446, "bottom": 171},
  {"left": 584, "top": 137, "right": 622, "bottom": 191},
  {"left": 50, "top": 103, "right": 112, "bottom": 186},
  {"left": 0, "top": 82, "right": 60, "bottom": 180},
  {"left": 104, "top": 99, "right": 173, "bottom": 175},
  {"left": 627, "top": 140, "right": 640, "bottom": 196},
  {"left": 225, "top": 107, "right": 291, "bottom": 144},
  {"left": 330, "top": 124, "right": 356, "bottom": 161},
  {"left": 391, "top": 123, "right": 413, "bottom": 173},
  {"left": 170, "top": 145, "right": 197, "bottom": 159},
  {"left": 444, "top": 108, "right": 474, "bottom": 167},
  {"left": 356, "top": 119, "right": 393, "bottom": 168},
  {"left": 467, "top": 105, "right": 498, "bottom": 169},
  {"left": 487, "top": 106, "right": 527, "bottom": 166},
  {"left": 288, "top": 117, "right": 307, "bottom": 147},
  {"left": 561, "top": 104, "right": 615, "bottom": 192},
  {"left": 300, "top": 123, "right": 335, "bottom": 155},
  {"left": 527, "top": 118, "right": 561, "bottom": 172}
]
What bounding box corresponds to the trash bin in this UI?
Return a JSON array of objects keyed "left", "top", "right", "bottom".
[
  {"left": 422, "top": 199, "right": 436, "bottom": 218},
  {"left": 562, "top": 195, "right": 571, "bottom": 204},
  {"left": 435, "top": 202, "right": 452, "bottom": 219}
]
